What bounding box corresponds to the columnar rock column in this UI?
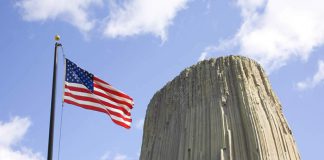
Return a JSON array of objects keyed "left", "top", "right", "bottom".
[{"left": 140, "top": 56, "right": 300, "bottom": 160}]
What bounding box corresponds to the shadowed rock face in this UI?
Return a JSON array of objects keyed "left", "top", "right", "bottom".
[{"left": 139, "top": 56, "right": 300, "bottom": 160}]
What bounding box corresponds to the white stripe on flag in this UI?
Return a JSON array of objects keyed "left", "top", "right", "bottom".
[
  {"left": 66, "top": 82, "right": 133, "bottom": 109},
  {"left": 63, "top": 95, "right": 131, "bottom": 120},
  {"left": 65, "top": 83, "right": 132, "bottom": 112},
  {"left": 94, "top": 80, "right": 134, "bottom": 103}
]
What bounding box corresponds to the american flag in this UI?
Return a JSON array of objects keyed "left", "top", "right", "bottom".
[{"left": 63, "top": 58, "right": 134, "bottom": 129}]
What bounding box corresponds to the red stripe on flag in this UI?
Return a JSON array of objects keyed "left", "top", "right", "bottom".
[
  {"left": 64, "top": 98, "right": 132, "bottom": 124},
  {"left": 64, "top": 99, "right": 107, "bottom": 114},
  {"left": 65, "top": 86, "right": 131, "bottom": 115},
  {"left": 93, "top": 76, "right": 110, "bottom": 85},
  {"left": 94, "top": 84, "right": 134, "bottom": 108},
  {"left": 64, "top": 91, "right": 131, "bottom": 116},
  {"left": 65, "top": 84, "right": 91, "bottom": 93},
  {"left": 64, "top": 93, "right": 132, "bottom": 122},
  {"left": 111, "top": 118, "right": 131, "bottom": 129},
  {"left": 65, "top": 84, "right": 132, "bottom": 109},
  {"left": 93, "top": 90, "right": 133, "bottom": 109},
  {"left": 94, "top": 77, "right": 133, "bottom": 101},
  {"left": 64, "top": 99, "right": 131, "bottom": 129}
]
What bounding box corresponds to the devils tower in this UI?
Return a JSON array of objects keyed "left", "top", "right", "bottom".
[{"left": 140, "top": 56, "right": 300, "bottom": 160}]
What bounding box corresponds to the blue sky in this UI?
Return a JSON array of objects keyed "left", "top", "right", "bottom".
[{"left": 0, "top": 0, "right": 324, "bottom": 159}]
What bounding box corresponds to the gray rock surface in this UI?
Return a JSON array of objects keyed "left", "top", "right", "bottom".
[{"left": 140, "top": 56, "right": 300, "bottom": 160}]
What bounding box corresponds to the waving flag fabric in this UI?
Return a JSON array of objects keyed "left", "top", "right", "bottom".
[{"left": 63, "top": 58, "right": 134, "bottom": 129}]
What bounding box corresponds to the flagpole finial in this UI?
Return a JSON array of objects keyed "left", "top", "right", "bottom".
[{"left": 54, "top": 35, "right": 60, "bottom": 41}]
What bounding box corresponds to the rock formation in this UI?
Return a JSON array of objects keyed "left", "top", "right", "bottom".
[{"left": 140, "top": 56, "right": 300, "bottom": 160}]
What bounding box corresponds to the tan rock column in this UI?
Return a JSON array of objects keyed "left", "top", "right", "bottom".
[{"left": 140, "top": 56, "right": 300, "bottom": 160}]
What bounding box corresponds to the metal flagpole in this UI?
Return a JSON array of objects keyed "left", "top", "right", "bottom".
[{"left": 47, "top": 35, "right": 61, "bottom": 160}]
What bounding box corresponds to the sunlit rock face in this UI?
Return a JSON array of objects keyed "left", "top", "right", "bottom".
[{"left": 140, "top": 56, "right": 300, "bottom": 160}]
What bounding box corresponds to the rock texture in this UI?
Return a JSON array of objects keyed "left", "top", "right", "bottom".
[{"left": 140, "top": 56, "right": 300, "bottom": 160}]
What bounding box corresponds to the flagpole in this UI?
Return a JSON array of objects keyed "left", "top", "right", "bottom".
[{"left": 47, "top": 35, "right": 61, "bottom": 160}]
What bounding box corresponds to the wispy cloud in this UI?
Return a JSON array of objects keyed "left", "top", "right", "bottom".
[
  {"left": 99, "top": 151, "right": 111, "bottom": 160},
  {"left": 0, "top": 116, "right": 44, "bottom": 160},
  {"left": 100, "top": 151, "right": 132, "bottom": 160},
  {"left": 135, "top": 118, "right": 144, "bottom": 130},
  {"left": 104, "top": 0, "right": 189, "bottom": 41},
  {"left": 198, "top": 45, "right": 226, "bottom": 61},
  {"left": 201, "top": 0, "right": 324, "bottom": 71},
  {"left": 15, "top": 0, "right": 189, "bottom": 41},
  {"left": 112, "top": 153, "right": 128, "bottom": 160},
  {"left": 16, "top": 0, "right": 103, "bottom": 32},
  {"left": 198, "top": 52, "right": 208, "bottom": 61},
  {"left": 296, "top": 60, "right": 324, "bottom": 90}
]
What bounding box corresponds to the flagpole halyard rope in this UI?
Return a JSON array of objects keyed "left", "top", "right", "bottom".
[
  {"left": 57, "top": 102, "right": 64, "bottom": 160},
  {"left": 57, "top": 44, "right": 66, "bottom": 160}
]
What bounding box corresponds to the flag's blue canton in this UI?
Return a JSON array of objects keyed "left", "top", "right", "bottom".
[{"left": 65, "top": 59, "right": 94, "bottom": 92}]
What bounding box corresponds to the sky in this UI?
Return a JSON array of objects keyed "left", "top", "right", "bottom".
[{"left": 0, "top": 0, "right": 324, "bottom": 159}]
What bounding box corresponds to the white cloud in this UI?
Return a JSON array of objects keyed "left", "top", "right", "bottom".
[
  {"left": 0, "top": 116, "right": 44, "bottom": 160},
  {"left": 113, "top": 153, "right": 128, "bottom": 160},
  {"left": 198, "top": 52, "right": 208, "bottom": 61},
  {"left": 135, "top": 118, "right": 144, "bottom": 130},
  {"left": 297, "top": 60, "right": 324, "bottom": 90},
  {"left": 100, "top": 152, "right": 129, "bottom": 160},
  {"left": 237, "top": 0, "right": 267, "bottom": 18},
  {"left": 100, "top": 151, "right": 110, "bottom": 160},
  {"left": 16, "top": 0, "right": 189, "bottom": 40},
  {"left": 198, "top": 45, "right": 226, "bottom": 61},
  {"left": 104, "top": 0, "right": 189, "bottom": 41},
  {"left": 16, "top": 0, "right": 103, "bottom": 32},
  {"left": 202, "top": 0, "right": 324, "bottom": 71}
]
